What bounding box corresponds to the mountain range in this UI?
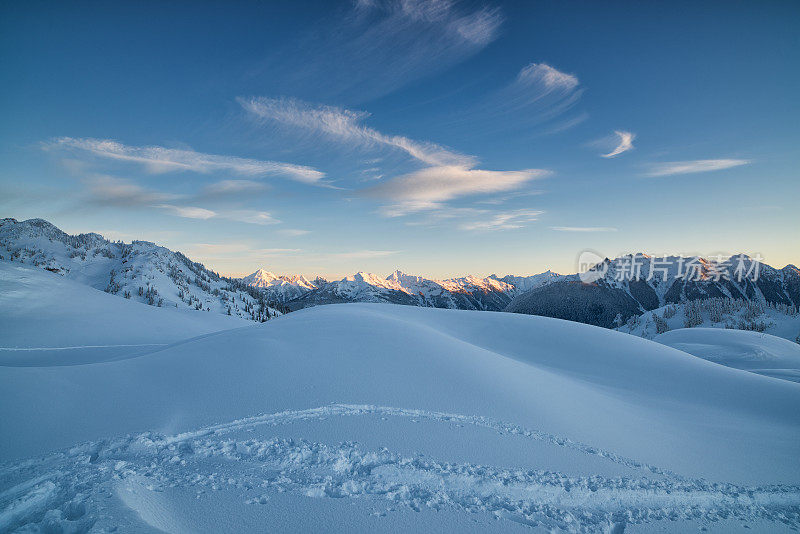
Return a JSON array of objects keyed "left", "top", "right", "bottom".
[
  {"left": 3, "top": 217, "right": 798, "bottom": 331},
  {"left": 506, "top": 254, "right": 799, "bottom": 327},
  {"left": 246, "top": 269, "right": 564, "bottom": 312}
]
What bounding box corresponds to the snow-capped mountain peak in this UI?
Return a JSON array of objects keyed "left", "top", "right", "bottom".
[
  {"left": 242, "top": 268, "right": 281, "bottom": 285},
  {"left": 240, "top": 268, "right": 319, "bottom": 302},
  {"left": 0, "top": 218, "right": 283, "bottom": 322}
]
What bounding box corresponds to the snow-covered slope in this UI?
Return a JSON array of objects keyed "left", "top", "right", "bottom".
[
  {"left": 616, "top": 297, "right": 800, "bottom": 342},
  {"left": 0, "top": 218, "right": 281, "bottom": 322},
  {"left": 2, "top": 302, "right": 799, "bottom": 532},
  {"left": 0, "top": 261, "right": 249, "bottom": 366},
  {"left": 655, "top": 328, "right": 800, "bottom": 383}
]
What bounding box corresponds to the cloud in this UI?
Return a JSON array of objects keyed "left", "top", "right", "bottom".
[
  {"left": 448, "top": 62, "right": 583, "bottom": 136},
  {"left": 601, "top": 131, "right": 635, "bottom": 158},
  {"left": 476, "top": 189, "right": 543, "bottom": 205},
  {"left": 493, "top": 63, "right": 583, "bottom": 120},
  {"left": 545, "top": 113, "right": 589, "bottom": 134},
  {"left": 47, "top": 137, "right": 325, "bottom": 184},
  {"left": 242, "top": 97, "right": 551, "bottom": 216},
  {"left": 517, "top": 63, "right": 579, "bottom": 92},
  {"left": 79, "top": 175, "right": 280, "bottom": 226},
  {"left": 262, "top": 0, "right": 502, "bottom": 100},
  {"left": 222, "top": 210, "right": 280, "bottom": 226},
  {"left": 645, "top": 159, "right": 751, "bottom": 177},
  {"left": 451, "top": 6, "right": 502, "bottom": 46},
  {"left": 278, "top": 229, "right": 311, "bottom": 237},
  {"left": 82, "top": 175, "right": 176, "bottom": 207},
  {"left": 550, "top": 226, "right": 618, "bottom": 232},
  {"left": 157, "top": 204, "right": 217, "bottom": 220},
  {"left": 240, "top": 97, "right": 474, "bottom": 167},
  {"left": 460, "top": 209, "right": 543, "bottom": 231},
  {"left": 369, "top": 166, "right": 550, "bottom": 216},
  {"left": 153, "top": 204, "right": 279, "bottom": 225}
]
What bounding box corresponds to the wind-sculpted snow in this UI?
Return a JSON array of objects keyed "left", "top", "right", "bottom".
[
  {"left": 2, "top": 405, "right": 799, "bottom": 533},
  {"left": 654, "top": 328, "right": 800, "bottom": 383},
  {"left": 0, "top": 261, "right": 248, "bottom": 353},
  {"left": 2, "top": 300, "right": 800, "bottom": 532}
]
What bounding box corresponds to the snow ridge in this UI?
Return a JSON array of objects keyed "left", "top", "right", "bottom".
[{"left": 0, "top": 218, "right": 283, "bottom": 322}]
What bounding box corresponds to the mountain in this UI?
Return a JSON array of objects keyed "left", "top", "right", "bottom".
[
  {"left": 241, "top": 268, "right": 319, "bottom": 303},
  {"left": 2, "top": 302, "right": 799, "bottom": 532},
  {"left": 493, "top": 270, "right": 563, "bottom": 292},
  {"left": 506, "top": 253, "right": 800, "bottom": 328},
  {"left": 0, "top": 217, "right": 283, "bottom": 322},
  {"left": 245, "top": 268, "right": 566, "bottom": 312}
]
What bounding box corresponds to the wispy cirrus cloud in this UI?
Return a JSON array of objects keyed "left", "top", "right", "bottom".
[
  {"left": 601, "top": 131, "right": 635, "bottom": 158},
  {"left": 157, "top": 205, "right": 281, "bottom": 225},
  {"left": 46, "top": 137, "right": 325, "bottom": 184},
  {"left": 517, "top": 63, "right": 579, "bottom": 93},
  {"left": 240, "top": 97, "right": 474, "bottom": 167},
  {"left": 446, "top": 62, "right": 585, "bottom": 137},
  {"left": 262, "top": 0, "right": 502, "bottom": 100},
  {"left": 403, "top": 205, "right": 543, "bottom": 232},
  {"left": 476, "top": 189, "right": 543, "bottom": 205},
  {"left": 222, "top": 210, "right": 280, "bottom": 226},
  {"left": 645, "top": 159, "right": 751, "bottom": 177},
  {"left": 550, "top": 226, "right": 618, "bottom": 232},
  {"left": 491, "top": 63, "right": 583, "bottom": 123},
  {"left": 278, "top": 229, "right": 311, "bottom": 237},
  {"left": 460, "top": 209, "right": 544, "bottom": 231},
  {"left": 242, "top": 96, "right": 550, "bottom": 216}
]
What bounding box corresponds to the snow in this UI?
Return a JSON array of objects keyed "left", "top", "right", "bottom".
[
  {"left": 0, "top": 261, "right": 249, "bottom": 366},
  {"left": 1, "top": 282, "right": 799, "bottom": 532},
  {"left": 618, "top": 299, "right": 800, "bottom": 342},
  {"left": 240, "top": 269, "right": 317, "bottom": 302},
  {"left": 655, "top": 328, "right": 800, "bottom": 383},
  {"left": 0, "top": 218, "right": 282, "bottom": 322}
]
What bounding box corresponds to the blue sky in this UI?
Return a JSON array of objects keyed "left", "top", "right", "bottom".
[{"left": 1, "top": 1, "right": 798, "bottom": 278}]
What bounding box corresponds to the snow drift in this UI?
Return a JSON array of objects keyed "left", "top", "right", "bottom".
[
  {"left": 1, "top": 276, "right": 799, "bottom": 532},
  {"left": 656, "top": 327, "right": 800, "bottom": 383}
]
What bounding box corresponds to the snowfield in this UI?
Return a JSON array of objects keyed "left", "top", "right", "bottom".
[
  {"left": 655, "top": 328, "right": 800, "bottom": 383},
  {"left": 0, "top": 262, "right": 250, "bottom": 366},
  {"left": 1, "top": 265, "right": 799, "bottom": 532}
]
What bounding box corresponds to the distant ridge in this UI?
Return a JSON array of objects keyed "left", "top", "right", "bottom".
[{"left": 0, "top": 217, "right": 284, "bottom": 322}]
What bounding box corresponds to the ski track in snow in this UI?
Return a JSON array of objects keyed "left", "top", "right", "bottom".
[{"left": 1, "top": 404, "right": 799, "bottom": 533}]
